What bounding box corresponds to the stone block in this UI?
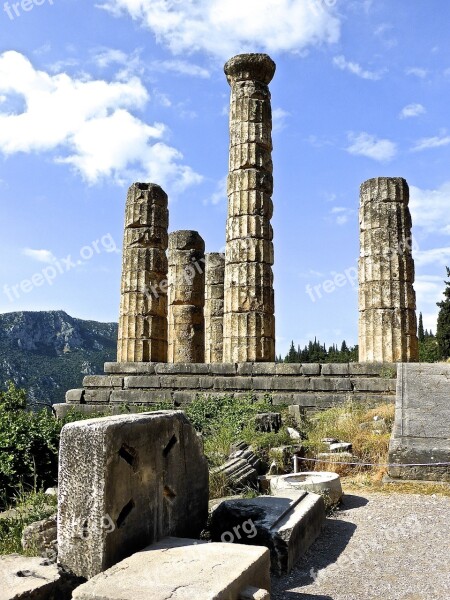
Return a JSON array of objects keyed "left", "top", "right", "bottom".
[
  {"left": 83, "top": 376, "right": 123, "bottom": 389},
  {"left": 0, "top": 554, "right": 75, "bottom": 600},
  {"left": 254, "top": 413, "right": 282, "bottom": 433},
  {"left": 210, "top": 492, "right": 325, "bottom": 575},
  {"left": 252, "top": 363, "right": 277, "bottom": 375},
  {"left": 275, "top": 363, "right": 302, "bottom": 375},
  {"left": 237, "top": 362, "right": 254, "bottom": 376},
  {"left": 214, "top": 377, "right": 254, "bottom": 390},
  {"left": 123, "top": 375, "right": 160, "bottom": 389},
  {"left": 21, "top": 514, "right": 57, "bottom": 558},
  {"left": 251, "top": 377, "right": 275, "bottom": 390},
  {"left": 58, "top": 411, "right": 209, "bottom": 579},
  {"left": 65, "top": 389, "right": 85, "bottom": 404},
  {"left": 72, "top": 537, "right": 270, "bottom": 600},
  {"left": 388, "top": 364, "right": 450, "bottom": 481},
  {"left": 159, "top": 376, "right": 204, "bottom": 389},
  {"left": 348, "top": 362, "right": 394, "bottom": 376},
  {"left": 54, "top": 404, "right": 121, "bottom": 420},
  {"left": 209, "top": 363, "right": 237, "bottom": 375},
  {"left": 351, "top": 377, "right": 396, "bottom": 392},
  {"left": 309, "top": 378, "right": 352, "bottom": 392},
  {"left": 110, "top": 390, "right": 174, "bottom": 405},
  {"left": 270, "top": 393, "right": 294, "bottom": 405},
  {"left": 104, "top": 363, "right": 157, "bottom": 375},
  {"left": 301, "top": 364, "right": 321, "bottom": 376},
  {"left": 271, "top": 377, "right": 310, "bottom": 391},
  {"left": 83, "top": 389, "right": 111, "bottom": 404},
  {"left": 173, "top": 391, "right": 198, "bottom": 406},
  {"left": 321, "top": 363, "right": 350, "bottom": 376}
]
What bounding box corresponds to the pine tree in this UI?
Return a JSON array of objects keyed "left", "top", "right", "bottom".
[
  {"left": 436, "top": 267, "right": 450, "bottom": 359},
  {"left": 418, "top": 312, "right": 425, "bottom": 342}
]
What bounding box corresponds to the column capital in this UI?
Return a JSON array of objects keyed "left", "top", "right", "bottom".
[{"left": 224, "top": 53, "right": 276, "bottom": 85}]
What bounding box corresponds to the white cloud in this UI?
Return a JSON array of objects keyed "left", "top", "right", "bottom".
[
  {"left": 99, "top": 0, "right": 341, "bottom": 58},
  {"left": 0, "top": 51, "right": 202, "bottom": 191},
  {"left": 415, "top": 248, "right": 450, "bottom": 267},
  {"left": 399, "top": 103, "right": 425, "bottom": 119},
  {"left": 272, "top": 108, "right": 290, "bottom": 133},
  {"left": 405, "top": 67, "right": 428, "bottom": 78},
  {"left": 330, "top": 206, "right": 354, "bottom": 226},
  {"left": 150, "top": 60, "right": 210, "bottom": 78},
  {"left": 412, "top": 134, "right": 450, "bottom": 152},
  {"left": 333, "top": 55, "right": 385, "bottom": 80},
  {"left": 410, "top": 182, "right": 450, "bottom": 235},
  {"left": 22, "top": 248, "right": 57, "bottom": 264},
  {"left": 346, "top": 132, "right": 397, "bottom": 161},
  {"left": 204, "top": 176, "right": 227, "bottom": 206},
  {"left": 415, "top": 275, "right": 444, "bottom": 314}
]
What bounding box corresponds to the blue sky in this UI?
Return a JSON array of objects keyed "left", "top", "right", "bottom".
[{"left": 1, "top": 0, "right": 450, "bottom": 356}]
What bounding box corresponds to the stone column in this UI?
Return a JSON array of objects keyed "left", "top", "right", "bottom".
[
  {"left": 223, "top": 53, "right": 276, "bottom": 363},
  {"left": 359, "top": 177, "right": 419, "bottom": 362},
  {"left": 205, "top": 253, "right": 225, "bottom": 363},
  {"left": 168, "top": 231, "right": 205, "bottom": 363},
  {"left": 117, "top": 183, "right": 168, "bottom": 363}
]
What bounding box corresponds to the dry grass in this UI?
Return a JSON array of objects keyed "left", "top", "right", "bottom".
[
  {"left": 304, "top": 401, "right": 395, "bottom": 478},
  {"left": 342, "top": 473, "right": 450, "bottom": 498}
]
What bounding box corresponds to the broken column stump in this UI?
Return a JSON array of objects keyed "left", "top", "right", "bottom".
[
  {"left": 358, "top": 177, "right": 418, "bottom": 362},
  {"left": 57, "top": 411, "right": 208, "bottom": 579},
  {"left": 117, "top": 182, "right": 169, "bottom": 363}
]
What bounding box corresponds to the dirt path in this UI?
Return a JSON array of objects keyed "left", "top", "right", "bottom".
[{"left": 271, "top": 492, "right": 450, "bottom": 600}]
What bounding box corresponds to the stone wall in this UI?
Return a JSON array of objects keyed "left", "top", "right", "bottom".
[{"left": 58, "top": 362, "right": 396, "bottom": 418}]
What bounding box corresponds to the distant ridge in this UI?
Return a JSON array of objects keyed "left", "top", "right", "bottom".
[{"left": 0, "top": 310, "right": 118, "bottom": 406}]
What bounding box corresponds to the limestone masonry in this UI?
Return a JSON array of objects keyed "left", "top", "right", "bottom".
[
  {"left": 205, "top": 252, "right": 225, "bottom": 363},
  {"left": 168, "top": 230, "right": 205, "bottom": 363},
  {"left": 117, "top": 183, "right": 169, "bottom": 363},
  {"left": 223, "top": 54, "right": 276, "bottom": 362},
  {"left": 358, "top": 177, "right": 419, "bottom": 363}
]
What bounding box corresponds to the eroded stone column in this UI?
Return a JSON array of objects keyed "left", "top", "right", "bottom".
[
  {"left": 359, "top": 177, "right": 419, "bottom": 362},
  {"left": 117, "top": 183, "right": 168, "bottom": 362},
  {"left": 168, "top": 230, "right": 205, "bottom": 363},
  {"left": 223, "top": 53, "right": 276, "bottom": 362},
  {"left": 205, "top": 253, "right": 225, "bottom": 363}
]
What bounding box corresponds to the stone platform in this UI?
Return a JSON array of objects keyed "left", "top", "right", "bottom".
[
  {"left": 388, "top": 363, "right": 450, "bottom": 482},
  {"left": 56, "top": 362, "right": 397, "bottom": 418}
]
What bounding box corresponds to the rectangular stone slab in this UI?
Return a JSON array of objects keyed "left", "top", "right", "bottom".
[
  {"left": 388, "top": 363, "right": 450, "bottom": 481},
  {"left": 72, "top": 537, "right": 270, "bottom": 600},
  {"left": 210, "top": 492, "right": 325, "bottom": 575},
  {"left": 57, "top": 411, "right": 208, "bottom": 579}
]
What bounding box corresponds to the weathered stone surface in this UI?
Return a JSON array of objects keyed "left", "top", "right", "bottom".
[
  {"left": 205, "top": 253, "right": 225, "bottom": 363},
  {"left": 65, "top": 389, "right": 84, "bottom": 404},
  {"left": 0, "top": 554, "right": 75, "bottom": 600},
  {"left": 358, "top": 178, "right": 418, "bottom": 362},
  {"left": 58, "top": 411, "right": 208, "bottom": 579},
  {"left": 72, "top": 537, "right": 271, "bottom": 600},
  {"left": 21, "top": 514, "right": 57, "bottom": 559},
  {"left": 388, "top": 364, "right": 450, "bottom": 481},
  {"left": 117, "top": 183, "right": 169, "bottom": 363},
  {"left": 210, "top": 492, "right": 325, "bottom": 575},
  {"left": 223, "top": 54, "right": 276, "bottom": 363},
  {"left": 168, "top": 230, "right": 205, "bottom": 363}
]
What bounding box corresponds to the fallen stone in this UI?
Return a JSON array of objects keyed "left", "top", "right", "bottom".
[
  {"left": 269, "top": 471, "right": 343, "bottom": 506},
  {"left": 286, "top": 427, "right": 301, "bottom": 440},
  {"left": 329, "top": 442, "right": 353, "bottom": 453},
  {"left": 210, "top": 493, "right": 325, "bottom": 575},
  {"left": 0, "top": 554, "right": 76, "bottom": 600},
  {"left": 269, "top": 445, "right": 304, "bottom": 473},
  {"left": 254, "top": 412, "right": 282, "bottom": 433},
  {"left": 72, "top": 537, "right": 270, "bottom": 600},
  {"left": 21, "top": 514, "right": 57, "bottom": 559},
  {"left": 58, "top": 411, "right": 208, "bottom": 580},
  {"left": 212, "top": 457, "right": 259, "bottom": 491}
]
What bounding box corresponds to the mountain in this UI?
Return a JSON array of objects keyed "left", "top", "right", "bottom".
[{"left": 0, "top": 310, "right": 118, "bottom": 406}]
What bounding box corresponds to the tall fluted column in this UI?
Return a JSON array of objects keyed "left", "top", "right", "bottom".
[
  {"left": 223, "top": 53, "right": 276, "bottom": 362},
  {"left": 359, "top": 177, "right": 419, "bottom": 362},
  {"left": 117, "top": 183, "right": 169, "bottom": 362},
  {"left": 168, "top": 230, "right": 205, "bottom": 363},
  {"left": 205, "top": 253, "right": 225, "bottom": 363}
]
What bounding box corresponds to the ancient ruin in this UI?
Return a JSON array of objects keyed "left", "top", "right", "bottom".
[
  {"left": 204, "top": 252, "right": 225, "bottom": 363},
  {"left": 117, "top": 183, "right": 169, "bottom": 363},
  {"left": 168, "top": 230, "right": 205, "bottom": 363},
  {"left": 359, "top": 177, "right": 419, "bottom": 362},
  {"left": 223, "top": 54, "right": 276, "bottom": 363}
]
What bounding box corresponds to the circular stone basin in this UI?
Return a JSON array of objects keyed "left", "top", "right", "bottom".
[{"left": 270, "top": 471, "right": 343, "bottom": 505}]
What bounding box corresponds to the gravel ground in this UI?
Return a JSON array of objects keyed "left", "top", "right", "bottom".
[{"left": 271, "top": 492, "right": 450, "bottom": 600}]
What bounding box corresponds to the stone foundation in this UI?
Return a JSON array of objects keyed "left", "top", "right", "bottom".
[{"left": 57, "top": 362, "right": 396, "bottom": 418}]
